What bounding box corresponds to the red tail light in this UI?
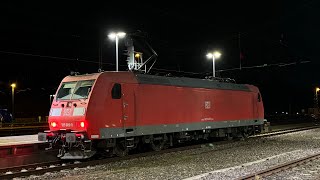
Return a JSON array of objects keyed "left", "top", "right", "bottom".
[
  {"left": 50, "top": 122, "right": 57, "bottom": 128},
  {"left": 80, "top": 121, "right": 85, "bottom": 128}
]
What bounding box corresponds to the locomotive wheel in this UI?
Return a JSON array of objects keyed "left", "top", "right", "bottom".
[
  {"left": 150, "top": 134, "right": 168, "bottom": 151},
  {"left": 224, "top": 134, "right": 233, "bottom": 141},
  {"left": 114, "top": 139, "right": 128, "bottom": 157}
]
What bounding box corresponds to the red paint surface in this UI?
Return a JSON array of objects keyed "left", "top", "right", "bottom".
[{"left": 48, "top": 72, "right": 264, "bottom": 138}]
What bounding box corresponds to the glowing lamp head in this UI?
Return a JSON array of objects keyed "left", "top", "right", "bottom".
[
  {"left": 108, "top": 32, "right": 126, "bottom": 40},
  {"left": 316, "top": 87, "right": 320, "bottom": 93},
  {"left": 206, "top": 53, "right": 213, "bottom": 59},
  {"left": 108, "top": 33, "right": 116, "bottom": 40},
  {"left": 135, "top": 53, "right": 140, "bottom": 58},
  {"left": 117, "top": 32, "right": 126, "bottom": 38},
  {"left": 206, "top": 51, "right": 221, "bottom": 59},
  {"left": 11, "top": 83, "right": 16, "bottom": 88},
  {"left": 213, "top": 51, "right": 221, "bottom": 59}
]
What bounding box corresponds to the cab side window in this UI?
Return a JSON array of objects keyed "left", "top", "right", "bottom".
[{"left": 111, "top": 83, "right": 122, "bottom": 99}]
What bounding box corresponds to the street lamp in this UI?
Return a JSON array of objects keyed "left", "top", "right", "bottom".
[
  {"left": 108, "top": 32, "right": 126, "bottom": 72},
  {"left": 316, "top": 87, "right": 320, "bottom": 108},
  {"left": 206, "top": 51, "right": 222, "bottom": 77},
  {"left": 11, "top": 83, "right": 16, "bottom": 119}
]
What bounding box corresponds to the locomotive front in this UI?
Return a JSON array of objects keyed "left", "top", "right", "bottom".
[{"left": 38, "top": 75, "right": 97, "bottom": 159}]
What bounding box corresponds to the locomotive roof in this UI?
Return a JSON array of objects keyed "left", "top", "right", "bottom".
[
  {"left": 135, "top": 74, "right": 250, "bottom": 92},
  {"left": 64, "top": 72, "right": 251, "bottom": 92}
]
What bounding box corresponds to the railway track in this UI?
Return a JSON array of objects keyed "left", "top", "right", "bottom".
[
  {"left": 251, "top": 125, "right": 320, "bottom": 138},
  {"left": 238, "top": 152, "right": 320, "bottom": 180},
  {"left": 1, "top": 125, "right": 319, "bottom": 179},
  {"left": 0, "top": 143, "right": 208, "bottom": 179}
]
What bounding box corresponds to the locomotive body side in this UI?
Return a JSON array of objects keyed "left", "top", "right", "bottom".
[
  {"left": 85, "top": 72, "right": 138, "bottom": 139},
  {"left": 98, "top": 73, "right": 264, "bottom": 139}
]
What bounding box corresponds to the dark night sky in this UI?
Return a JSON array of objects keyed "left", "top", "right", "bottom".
[{"left": 0, "top": 1, "right": 319, "bottom": 117}]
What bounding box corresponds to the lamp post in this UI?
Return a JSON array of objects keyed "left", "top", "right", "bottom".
[
  {"left": 316, "top": 87, "right": 320, "bottom": 108},
  {"left": 49, "top": 94, "right": 55, "bottom": 106},
  {"left": 206, "top": 51, "right": 221, "bottom": 77},
  {"left": 11, "top": 83, "right": 16, "bottom": 119},
  {"left": 108, "top": 32, "right": 126, "bottom": 72}
]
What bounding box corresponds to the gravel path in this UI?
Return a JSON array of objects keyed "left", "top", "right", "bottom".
[{"left": 14, "top": 128, "right": 320, "bottom": 180}]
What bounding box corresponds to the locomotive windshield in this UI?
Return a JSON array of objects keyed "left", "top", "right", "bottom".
[{"left": 56, "top": 80, "right": 95, "bottom": 100}]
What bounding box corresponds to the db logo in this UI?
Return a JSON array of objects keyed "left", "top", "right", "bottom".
[
  {"left": 64, "top": 108, "right": 71, "bottom": 116},
  {"left": 204, "top": 101, "right": 211, "bottom": 109}
]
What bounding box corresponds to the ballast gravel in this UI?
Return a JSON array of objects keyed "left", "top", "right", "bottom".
[{"left": 14, "top": 128, "right": 320, "bottom": 180}]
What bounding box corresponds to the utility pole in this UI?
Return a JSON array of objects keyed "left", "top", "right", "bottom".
[
  {"left": 314, "top": 94, "right": 318, "bottom": 108},
  {"left": 239, "top": 32, "right": 242, "bottom": 70}
]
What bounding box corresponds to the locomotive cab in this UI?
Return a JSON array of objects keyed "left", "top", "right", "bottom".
[
  {"left": 49, "top": 79, "right": 94, "bottom": 131},
  {"left": 38, "top": 76, "right": 97, "bottom": 159}
]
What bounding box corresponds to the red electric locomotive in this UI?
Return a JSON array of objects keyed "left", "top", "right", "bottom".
[{"left": 38, "top": 71, "right": 265, "bottom": 159}]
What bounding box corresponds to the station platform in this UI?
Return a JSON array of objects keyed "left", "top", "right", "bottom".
[
  {"left": 0, "top": 134, "right": 45, "bottom": 158},
  {"left": 0, "top": 134, "right": 40, "bottom": 147},
  {"left": 0, "top": 134, "right": 58, "bottom": 169}
]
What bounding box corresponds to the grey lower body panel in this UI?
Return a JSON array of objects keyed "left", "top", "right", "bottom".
[{"left": 99, "top": 119, "right": 264, "bottom": 139}]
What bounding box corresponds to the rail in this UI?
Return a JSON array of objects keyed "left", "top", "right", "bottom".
[{"left": 237, "top": 152, "right": 320, "bottom": 179}]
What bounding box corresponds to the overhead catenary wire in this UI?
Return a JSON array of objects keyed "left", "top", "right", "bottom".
[
  {"left": 0, "top": 49, "right": 312, "bottom": 96},
  {"left": 0, "top": 50, "right": 311, "bottom": 76},
  {"left": 0, "top": 50, "right": 114, "bottom": 66},
  {"left": 152, "top": 60, "right": 311, "bottom": 75}
]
